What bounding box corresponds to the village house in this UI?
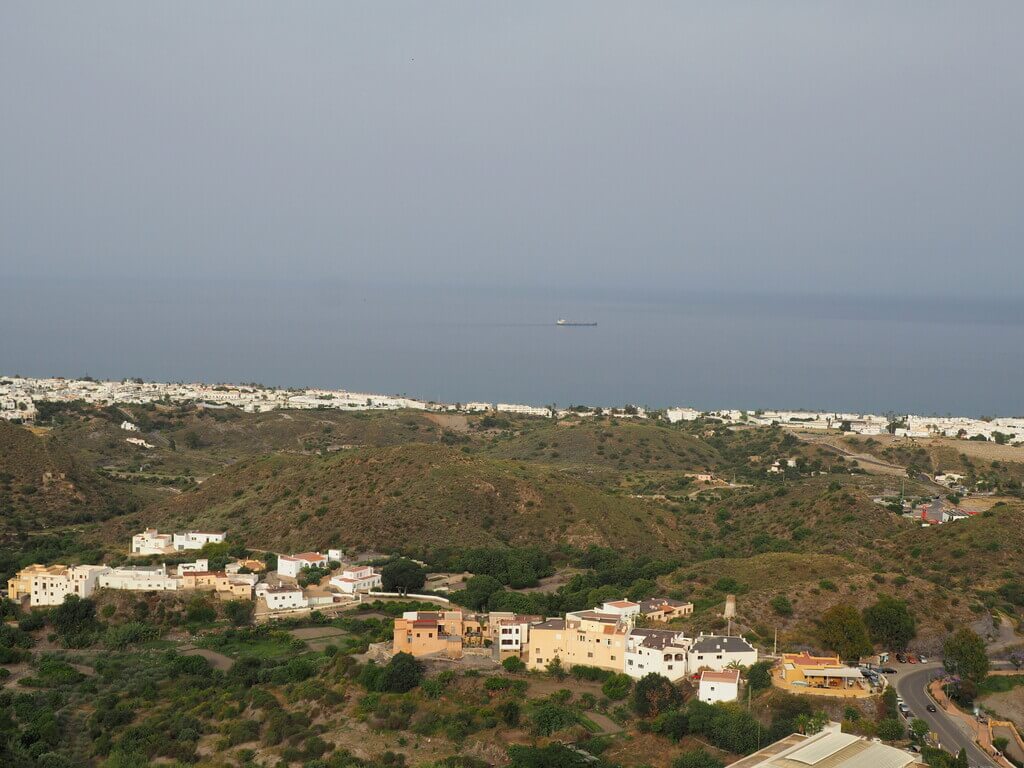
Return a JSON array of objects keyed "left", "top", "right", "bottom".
[
  {"left": 699, "top": 669, "right": 741, "bottom": 703},
  {"left": 8, "top": 564, "right": 111, "bottom": 607},
  {"left": 256, "top": 584, "right": 307, "bottom": 611},
  {"left": 328, "top": 565, "right": 382, "bottom": 594},
  {"left": 687, "top": 634, "right": 758, "bottom": 672},
  {"left": 527, "top": 607, "right": 631, "bottom": 672},
  {"left": 392, "top": 611, "right": 483, "bottom": 659},
  {"left": 487, "top": 612, "right": 542, "bottom": 659},
  {"left": 624, "top": 628, "right": 693, "bottom": 681},
  {"left": 176, "top": 559, "right": 209, "bottom": 575},
  {"left": 172, "top": 531, "right": 226, "bottom": 551},
  {"left": 225, "top": 558, "right": 265, "bottom": 575},
  {"left": 277, "top": 552, "right": 330, "bottom": 580},
  {"left": 639, "top": 597, "right": 694, "bottom": 622},
  {"left": 776, "top": 652, "right": 871, "bottom": 697},
  {"left": 131, "top": 529, "right": 174, "bottom": 555},
  {"left": 180, "top": 571, "right": 255, "bottom": 600},
  {"left": 98, "top": 565, "right": 181, "bottom": 592},
  {"left": 130, "top": 529, "right": 226, "bottom": 556}
]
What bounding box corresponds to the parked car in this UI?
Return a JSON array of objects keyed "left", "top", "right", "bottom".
[
  {"left": 918, "top": 655, "right": 929, "bottom": 664},
  {"left": 896, "top": 653, "right": 908, "bottom": 663},
  {"left": 881, "top": 667, "right": 898, "bottom": 674},
  {"left": 907, "top": 654, "right": 919, "bottom": 664}
]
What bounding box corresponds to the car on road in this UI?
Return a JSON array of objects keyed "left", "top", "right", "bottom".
[
  {"left": 880, "top": 667, "right": 898, "bottom": 674},
  {"left": 927, "top": 704, "right": 937, "bottom": 713}
]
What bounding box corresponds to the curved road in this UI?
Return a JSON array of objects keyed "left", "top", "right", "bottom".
[{"left": 894, "top": 663, "right": 997, "bottom": 768}]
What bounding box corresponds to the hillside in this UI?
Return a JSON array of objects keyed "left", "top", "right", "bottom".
[
  {"left": 0, "top": 421, "right": 142, "bottom": 533},
  {"left": 103, "top": 443, "right": 700, "bottom": 556}
]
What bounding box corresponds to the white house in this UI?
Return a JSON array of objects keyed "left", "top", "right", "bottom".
[
  {"left": 176, "top": 559, "right": 209, "bottom": 575},
  {"left": 496, "top": 403, "right": 552, "bottom": 417},
  {"left": 172, "top": 531, "right": 226, "bottom": 551},
  {"left": 329, "top": 565, "right": 382, "bottom": 594},
  {"left": 277, "top": 552, "right": 330, "bottom": 579},
  {"left": 258, "top": 585, "right": 307, "bottom": 611},
  {"left": 11, "top": 564, "right": 111, "bottom": 607},
  {"left": 120, "top": 420, "right": 139, "bottom": 432},
  {"left": 98, "top": 565, "right": 181, "bottom": 592},
  {"left": 665, "top": 407, "right": 702, "bottom": 423},
  {"left": 489, "top": 613, "right": 537, "bottom": 658},
  {"left": 595, "top": 600, "right": 641, "bottom": 623},
  {"left": 699, "top": 669, "right": 740, "bottom": 703},
  {"left": 327, "top": 549, "right": 344, "bottom": 563},
  {"left": 624, "top": 629, "right": 692, "bottom": 681},
  {"left": 131, "top": 529, "right": 174, "bottom": 555},
  {"left": 687, "top": 634, "right": 758, "bottom": 673}
]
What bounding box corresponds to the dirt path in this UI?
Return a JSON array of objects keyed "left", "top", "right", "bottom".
[
  {"left": 790, "top": 431, "right": 919, "bottom": 478},
  {"left": 584, "top": 710, "right": 623, "bottom": 734},
  {"left": 180, "top": 647, "right": 233, "bottom": 671}
]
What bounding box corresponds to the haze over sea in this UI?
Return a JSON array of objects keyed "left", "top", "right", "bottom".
[{"left": 3, "top": 277, "right": 1023, "bottom": 417}]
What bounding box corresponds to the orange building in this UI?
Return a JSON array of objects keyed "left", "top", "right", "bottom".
[{"left": 393, "top": 611, "right": 482, "bottom": 659}]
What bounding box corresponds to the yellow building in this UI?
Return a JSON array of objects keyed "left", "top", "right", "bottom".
[
  {"left": 526, "top": 610, "right": 630, "bottom": 672},
  {"left": 777, "top": 652, "right": 871, "bottom": 697},
  {"left": 393, "top": 610, "right": 481, "bottom": 659}
]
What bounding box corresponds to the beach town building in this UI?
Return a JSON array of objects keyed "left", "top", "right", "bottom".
[
  {"left": 699, "top": 669, "right": 741, "bottom": 703},
  {"left": 277, "top": 552, "right": 330, "bottom": 579},
  {"left": 624, "top": 628, "right": 693, "bottom": 681},
  {"left": 8, "top": 564, "right": 111, "bottom": 607},
  {"left": 180, "top": 571, "right": 256, "bottom": 599},
  {"left": 328, "top": 565, "right": 381, "bottom": 594},
  {"left": 496, "top": 403, "right": 552, "bottom": 417}
]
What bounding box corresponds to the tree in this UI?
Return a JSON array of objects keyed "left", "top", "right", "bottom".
[
  {"left": 501, "top": 656, "right": 526, "bottom": 674},
  {"left": 546, "top": 657, "right": 566, "bottom": 680},
  {"left": 863, "top": 596, "right": 916, "bottom": 651},
  {"left": 771, "top": 595, "right": 793, "bottom": 617},
  {"left": 746, "top": 661, "right": 773, "bottom": 691},
  {"left": 224, "top": 600, "right": 254, "bottom": 626},
  {"left": 672, "top": 749, "right": 724, "bottom": 768},
  {"left": 943, "top": 627, "right": 989, "bottom": 684},
  {"left": 498, "top": 700, "right": 520, "bottom": 727},
  {"left": 530, "top": 701, "right": 578, "bottom": 736},
  {"left": 380, "top": 652, "right": 423, "bottom": 693},
  {"left": 50, "top": 595, "right": 97, "bottom": 644},
  {"left": 601, "top": 672, "right": 632, "bottom": 700},
  {"left": 508, "top": 744, "right": 590, "bottom": 768},
  {"left": 633, "top": 673, "right": 683, "bottom": 717},
  {"left": 381, "top": 559, "right": 426, "bottom": 594},
  {"left": 817, "top": 604, "right": 872, "bottom": 661},
  {"left": 456, "top": 575, "right": 503, "bottom": 610},
  {"left": 910, "top": 718, "right": 930, "bottom": 742},
  {"left": 877, "top": 718, "right": 905, "bottom": 741},
  {"left": 1009, "top": 651, "right": 1024, "bottom": 671}
]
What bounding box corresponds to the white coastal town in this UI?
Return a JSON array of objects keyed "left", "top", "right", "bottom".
[{"left": 3, "top": 374, "right": 1024, "bottom": 445}]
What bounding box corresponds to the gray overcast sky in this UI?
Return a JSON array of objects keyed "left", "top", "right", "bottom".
[{"left": 2, "top": 2, "right": 1022, "bottom": 296}]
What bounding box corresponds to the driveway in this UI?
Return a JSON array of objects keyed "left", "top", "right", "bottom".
[{"left": 895, "top": 663, "right": 997, "bottom": 767}]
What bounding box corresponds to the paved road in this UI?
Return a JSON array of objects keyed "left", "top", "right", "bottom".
[{"left": 894, "top": 663, "right": 997, "bottom": 768}]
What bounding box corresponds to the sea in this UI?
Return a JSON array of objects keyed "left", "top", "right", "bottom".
[{"left": 3, "top": 277, "right": 1024, "bottom": 416}]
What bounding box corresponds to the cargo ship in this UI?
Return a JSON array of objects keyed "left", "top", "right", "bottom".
[{"left": 556, "top": 318, "right": 597, "bottom": 327}]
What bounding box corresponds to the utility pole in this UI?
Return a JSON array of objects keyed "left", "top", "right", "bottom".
[{"left": 774, "top": 627, "right": 778, "bottom": 657}]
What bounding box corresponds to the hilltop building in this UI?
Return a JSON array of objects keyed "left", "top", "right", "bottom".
[{"left": 7, "top": 564, "right": 111, "bottom": 607}]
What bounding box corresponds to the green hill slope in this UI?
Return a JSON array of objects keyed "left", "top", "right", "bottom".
[
  {"left": 105, "top": 444, "right": 694, "bottom": 555},
  {"left": 0, "top": 422, "right": 141, "bottom": 533}
]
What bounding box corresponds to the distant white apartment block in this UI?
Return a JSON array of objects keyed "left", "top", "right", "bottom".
[
  {"left": 665, "top": 407, "right": 702, "bottom": 423},
  {"left": 496, "top": 403, "right": 552, "bottom": 418},
  {"left": 8, "top": 564, "right": 111, "bottom": 607}
]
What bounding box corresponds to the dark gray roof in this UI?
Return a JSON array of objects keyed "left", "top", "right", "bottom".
[
  {"left": 533, "top": 618, "right": 566, "bottom": 630},
  {"left": 690, "top": 635, "right": 755, "bottom": 654},
  {"left": 629, "top": 628, "right": 687, "bottom": 650}
]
